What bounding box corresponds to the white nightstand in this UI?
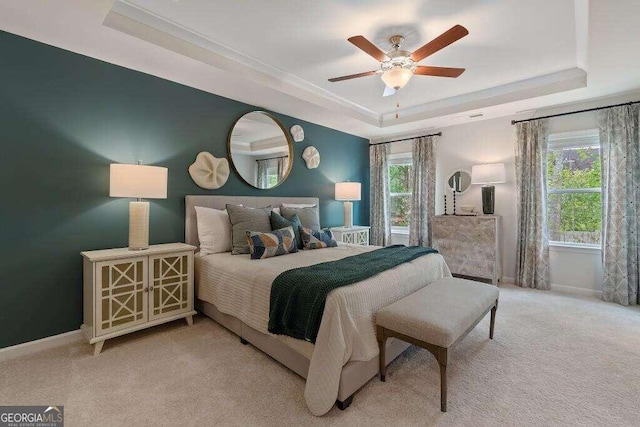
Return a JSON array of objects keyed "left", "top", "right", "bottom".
[
  {"left": 329, "top": 226, "right": 370, "bottom": 245},
  {"left": 81, "top": 243, "right": 197, "bottom": 355}
]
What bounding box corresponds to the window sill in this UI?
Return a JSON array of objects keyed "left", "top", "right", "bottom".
[
  {"left": 391, "top": 228, "right": 409, "bottom": 235},
  {"left": 549, "top": 242, "right": 601, "bottom": 254}
]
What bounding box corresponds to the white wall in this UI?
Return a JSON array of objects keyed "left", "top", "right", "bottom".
[{"left": 386, "top": 90, "right": 640, "bottom": 296}]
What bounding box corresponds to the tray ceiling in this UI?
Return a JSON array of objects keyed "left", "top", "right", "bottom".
[{"left": 1, "top": 0, "right": 640, "bottom": 138}]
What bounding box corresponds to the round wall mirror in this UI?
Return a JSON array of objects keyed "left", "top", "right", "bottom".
[
  {"left": 228, "top": 111, "right": 293, "bottom": 189},
  {"left": 447, "top": 170, "right": 472, "bottom": 194}
]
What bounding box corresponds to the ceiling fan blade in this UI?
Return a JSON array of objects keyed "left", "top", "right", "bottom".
[
  {"left": 328, "top": 70, "right": 379, "bottom": 82},
  {"left": 414, "top": 66, "right": 465, "bottom": 78},
  {"left": 410, "top": 25, "right": 469, "bottom": 62},
  {"left": 383, "top": 86, "right": 396, "bottom": 97},
  {"left": 348, "top": 36, "right": 388, "bottom": 62}
]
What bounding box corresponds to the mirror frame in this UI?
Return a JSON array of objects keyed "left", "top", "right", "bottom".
[
  {"left": 446, "top": 169, "right": 472, "bottom": 194},
  {"left": 227, "top": 111, "right": 294, "bottom": 190}
]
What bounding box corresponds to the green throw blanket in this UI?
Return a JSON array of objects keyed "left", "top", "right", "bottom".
[{"left": 268, "top": 245, "right": 438, "bottom": 343}]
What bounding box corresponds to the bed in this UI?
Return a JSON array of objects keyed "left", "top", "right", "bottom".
[{"left": 185, "top": 195, "right": 452, "bottom": 415}]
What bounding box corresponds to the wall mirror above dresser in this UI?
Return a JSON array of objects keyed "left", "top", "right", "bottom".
[
  {"left": 446, "top": 169, "right": 472, "bottom": 194},
  {"left": 228, "top": 111, "right": 293, "bottom": 189}
]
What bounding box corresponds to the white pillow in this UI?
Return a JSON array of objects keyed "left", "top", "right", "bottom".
[
  {"left": 273, "top": 207, "right": 281, "bottom": 216},
  {"left": 281, "top": 203, "right": 317, "bottom": 208},
  {"left": 194, "top": 206, "right": 233, "bottom": 254}
]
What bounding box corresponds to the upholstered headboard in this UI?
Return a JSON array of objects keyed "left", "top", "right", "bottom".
[{"left": 185, "top": 195, "right": 320, "bottom": 248}]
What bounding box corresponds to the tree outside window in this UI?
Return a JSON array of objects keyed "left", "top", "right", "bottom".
[
  {"left": 389, "top": 161, "right": 412, "bottom": 229},
  {"left": 547, "top": 132, "right": 601, "bottom": 246}
]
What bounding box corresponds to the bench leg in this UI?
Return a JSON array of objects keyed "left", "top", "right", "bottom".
[
  {"left": 439, "top": 362, "right": 447, "bottom": 412},
  {"left": 377, "top": 326, "right": 387, "bottom": 382},
  {"left": 490, "top": 302, "right": 498, "bottom": 339}
]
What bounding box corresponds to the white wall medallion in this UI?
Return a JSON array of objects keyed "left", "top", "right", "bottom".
[
  {"left": 290, "top": 125, "right": 305, "bottom": 142},
  {"left": 188, "top": 151, "right": 230, "bottom": 189},
  {"left": 302, "top": 146, "right": 320, "bottom": 169}
]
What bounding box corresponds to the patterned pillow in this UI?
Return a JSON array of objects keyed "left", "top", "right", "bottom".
[
  {"left": 246, "top": 226, "right": 298, "bottom": 259},
  {"left": 270, "top": 211, "right": 304, "bottom": 249},
  {"left": 227, "top": 204, "right": 272, "bottom": 255},
  {"left": 300, "top": 227, "right": 338, "bottom": 250}
]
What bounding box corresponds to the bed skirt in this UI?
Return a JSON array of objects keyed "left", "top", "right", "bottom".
[{"left": 196, "top": 299, "right": 411, "bottom": 404}]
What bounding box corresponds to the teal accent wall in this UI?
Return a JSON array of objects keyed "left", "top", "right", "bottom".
[{"left": 0, "top": 31, "right": 369, "bottom": 349}]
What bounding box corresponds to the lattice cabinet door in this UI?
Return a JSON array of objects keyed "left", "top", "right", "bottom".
[
  {"left": 356, "top": 229, "right": 369, "bottom": 245},
  {"left": 95, "top": 257, "right": 148, "bottom": 336},
  {"left": 342, "top": 233, "right": 355, "bottom": 244},
  {"left": 148, "top": 251, "right": 193, "bottom": 321}
]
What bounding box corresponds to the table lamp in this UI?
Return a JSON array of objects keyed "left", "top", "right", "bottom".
[
  {"left": 110, "top": 163, "right": 168, "bottom": 250},
  {"left": 335, "top": 182, "right": 361, "bottom": 228},
  {"left": 471, "top": 163, "right": 506, "bottom": 214}
]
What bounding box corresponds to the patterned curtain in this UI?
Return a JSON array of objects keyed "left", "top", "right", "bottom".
[
  {"left": 515, "top": 119, "right": 551, "bottom": 289},
  {"left": 409, "top": 136, "right": 436, "bottom": 246},
  {"left": 256, "top": 159, "right": 269, "bottom": 189},
  {"left": 370, "top": 144, "right": 391, "bottom": 246},
  {"left": 277, "top": 157, "right": 287, "bottom": 181},
  {"left": 599, "top": 104, "right": 640, "bottom": 306}
]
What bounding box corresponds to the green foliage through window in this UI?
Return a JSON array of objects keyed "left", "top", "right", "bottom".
[
  {"left": 547, "top": 142, "right": 601, "bottom": 245},
  {"left": 389, "top": 163, "right": 412, "bottom": 227}
]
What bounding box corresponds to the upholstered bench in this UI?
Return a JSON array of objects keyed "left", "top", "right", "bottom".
[{"left": 376, "top": 277, "right": 499, "bottom": 412}]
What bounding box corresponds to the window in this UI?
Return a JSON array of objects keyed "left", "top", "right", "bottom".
[
  {"left": 388, "top": 155, "right": 412, "bottom": 231},
  {"left": 546, "top": 130, "right": 601, "bottom": 246},
  {"left": 266, "top": 166, "right": 279, "bottom": 188}
]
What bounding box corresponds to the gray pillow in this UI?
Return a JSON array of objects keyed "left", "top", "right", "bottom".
[
  {"left": 226, "top": 204, "right": 272, "bottom": 255},
  {"left": 281, "top": 206, "right": 320, "bottom": 230}
]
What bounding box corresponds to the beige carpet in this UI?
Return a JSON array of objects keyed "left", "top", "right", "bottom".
[{"left": 1, "top": 284, "right": 639, "bottom": 426}]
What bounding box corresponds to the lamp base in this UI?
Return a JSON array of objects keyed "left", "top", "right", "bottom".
[
  {"left": 343, "top": 201, "right": 353, "bottom": 228},
  {"left": 129, "top": 201, "right": 149, "bottom": 250},
  {"left": 481, "top": 186, "right": 495, "bottom": 215}
]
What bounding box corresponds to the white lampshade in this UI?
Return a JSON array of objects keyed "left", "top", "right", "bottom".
[
  {"left": 335, "top": 182, "right": 361, "bottom": 201},
  {"left": 381, "top": 68, "right": 413, "bottom": 90},
  {"left": 471, "top": 163, "right": 506, "bottom": 185},
  {"left": 110, "top": 164, "right": 168, "bottom": 199}
]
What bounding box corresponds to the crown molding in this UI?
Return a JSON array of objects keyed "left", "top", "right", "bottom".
[
  {"left": 105, "top": 1, "right": 381, "bottom": 126},
  {"left": 104, "top": 0, "right": 589, "bottom": 131},
  {"left": 380, "top": 68, "right": 587, "bottom": 126}
]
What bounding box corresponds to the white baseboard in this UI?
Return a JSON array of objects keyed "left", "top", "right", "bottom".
[
  {"left": 550, "top": 283, "right": 602, "bottom": 299},
  {"left": 500, "top": 276, "right": 515, "bottom": 285},
  {"left": 0, "top": 329, "right": 83, "bottom": 362},
  {"left": 500, "top": 276, "right": 602, "bottom": 299}
]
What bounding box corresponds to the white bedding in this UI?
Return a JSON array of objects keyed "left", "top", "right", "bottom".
[{"left": 195, "top": 243, "right": 451, "bottom": 415}]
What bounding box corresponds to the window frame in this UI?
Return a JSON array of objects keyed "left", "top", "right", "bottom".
[
  {"left": 388, "top": 153, "right": 413, "bottom": 234},
  {"left": 546, "top": 130, "right": 602, "bottom": 249}
]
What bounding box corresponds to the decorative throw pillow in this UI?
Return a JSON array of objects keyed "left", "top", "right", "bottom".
[
  {"left": 281, "top": 206, "right": 320, "bottom": 230},
  {"left": 226, "top": 204, "right": 272, "bottom": 255},
  {"left": 300, "top": 227, "right": 338, "bottom": 250},
  {"left": 270, "top": 211, "right": 304, "bottom": 249},
  {"left": 194, "top": 206, "right": 233, "bottom": 254},
  {"left": 246, "top": 226, "right": 298, "bottom": 259}
]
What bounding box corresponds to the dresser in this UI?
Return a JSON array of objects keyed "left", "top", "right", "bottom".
[
  {"left": 81, "top": 243, "right": 196, "bottom": 355},
  {"left": 329, "top": 226, "right": 370, "bottom": 245},
  {"left": 431, "top": 215, "right": 502, "bottom": 284}
]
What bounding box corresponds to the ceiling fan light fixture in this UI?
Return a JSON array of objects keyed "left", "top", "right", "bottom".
[{"left": 381, "top": 67, "right": 413, "bottom": 90}]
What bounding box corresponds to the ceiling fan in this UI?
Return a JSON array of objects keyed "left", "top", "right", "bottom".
[{"left": 329, "top": 25, "right": 469, "bottom": 96}]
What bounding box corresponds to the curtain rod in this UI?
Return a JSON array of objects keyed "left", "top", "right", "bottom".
[
  {"left": 255, "top": 155, "right": 288, "bottom": 162},
  {"left": 371, "top": 132, "right": 442, "bottom": 146},
  {"left": 511, "top": 100, "right": 640, "bottom": 125}
]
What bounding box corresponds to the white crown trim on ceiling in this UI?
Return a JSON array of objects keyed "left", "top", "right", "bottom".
[{"left": 106, "top": 0, "right": 589, "bottom": 130}]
